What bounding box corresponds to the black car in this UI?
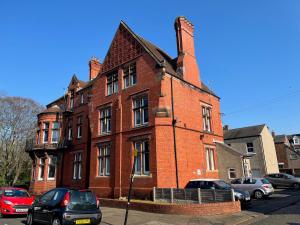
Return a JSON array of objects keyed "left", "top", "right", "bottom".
[
  {"left": 26, "top": 188, "right": 102, "bottom": 225},
  {"left": 186, "top": 179, "right": 251, "bottom": 207}
]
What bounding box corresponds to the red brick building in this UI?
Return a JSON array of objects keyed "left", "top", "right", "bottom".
[{"left": 27, "top": 17, "right": 223, "bottom": 198}]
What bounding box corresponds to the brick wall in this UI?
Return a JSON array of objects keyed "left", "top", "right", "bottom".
[{"left": 99, "top": 198, "right": 241, "bottom": 216}]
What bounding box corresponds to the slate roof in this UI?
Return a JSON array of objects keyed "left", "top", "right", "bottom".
[
  {"left": 39, "top": 105, "right": 62, "bottom": 115},
  {"left": 121, "top": 21, "right": 218, "bottom": 98},
  {"left": 47, "top": 20, "right": 219, "bottom": 107},
  {"left": 274, "top": 135, "right": 287, "bottom": 143},
  {"left": 224, "top": 124, "right": 266, "bottom": 140}
]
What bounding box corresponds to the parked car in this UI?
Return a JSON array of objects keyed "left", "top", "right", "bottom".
[
  {"left": 0, "top": 187, "right": 35, "bottom": 217},
  {"left": 27, "top": 188, "right": 102, "bottom": 225},
  {"left": 265, "top": 173, "right": 300, "bottom": 189},
  {"left": 185, "top": 179, "right": 251, "bottom": 207},
  {"left": 230, "top": 177, "right": 274, "bottom": 199}
]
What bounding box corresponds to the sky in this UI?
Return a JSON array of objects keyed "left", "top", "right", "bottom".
[{"left": 0, "top": 0, "right": 299, "bottom": 134}]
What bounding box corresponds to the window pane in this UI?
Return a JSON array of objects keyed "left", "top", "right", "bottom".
[
  {"left": 144, "top": 142, "right": 150, "bottom": 173},
  {"left": 134, "top": 110, "right": 141, "bottom": 125},
  {"left": 210, "top": 149, "right": 215, "bottom": 170},
  {"left": 206, "top": 149, "right": 210, "bottom": 170},
  {"left": 143, "top": 108, "right": 149, "bottom": 123},
  {"left": 106, "top": 157, "right": 110, "bottom": 175}
]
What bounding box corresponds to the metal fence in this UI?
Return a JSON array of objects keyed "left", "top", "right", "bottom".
[{"left": 153, "top": 188, "right": 235, "bottom": 204}]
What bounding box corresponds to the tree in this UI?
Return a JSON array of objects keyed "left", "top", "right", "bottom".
[{"left": 0, "top": 96, "right": 44, "bottom": 186}]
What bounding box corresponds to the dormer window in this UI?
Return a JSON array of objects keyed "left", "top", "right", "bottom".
[
  {"left": 123, "top": 63, "right": 137, "bottom": 88},
  {"left": 107, "top": 72, "right": 118, "bottom": 95}
]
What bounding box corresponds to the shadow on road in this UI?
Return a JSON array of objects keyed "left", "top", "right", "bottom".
[{"left": 245, "top": 188, "right": 300, "bottom": 215}]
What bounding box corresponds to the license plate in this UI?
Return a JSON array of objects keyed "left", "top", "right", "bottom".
[
  {"left": 75, "top": 219, "right": 91, "bottom": 224},
  {"left": 16, "top": 208, "right": 28, "bottom": 212}
]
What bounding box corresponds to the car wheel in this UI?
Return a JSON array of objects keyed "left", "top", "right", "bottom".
[
  {"left": 293, "top": 183, "right": 300, "bottom": 189},
  {"left": 27, "top": 213, "right": 33, "bottom": 225},
  {"left": 52, "top": 217, "right": 61, "bottom": 225},
  {"left": 254, "top": 190, "right": 264, "bottom": 199}
]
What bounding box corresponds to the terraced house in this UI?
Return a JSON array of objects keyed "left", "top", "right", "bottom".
[{"left": 26, "top": 17, "right": 223, "bottom": 199}]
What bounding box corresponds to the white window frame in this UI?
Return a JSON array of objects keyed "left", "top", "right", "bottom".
[
  {"left": 134, "top": 140, "right": 150, "bottom": 176},
  {"left": 42, "top": 122, "right": 49, "bottom": 144},
  {"left": 98, "top": 145, "right": 110, "bottom": 176},
  {"left": 51, "top": 122, "right": 60, "bottom": 143},
  {"left": 68, "top": 121, "right": 73, "bottom": 140},
  {"left": 47, "top": 156, "right": 57, "bottom": 180},
  {"left": 70, "top": 91, "right": 74, "bottom": 109},
  {"left": 73, "top": 152, "right": 82, "bottom": 180},
  {"left": 99, "top": 107, "right": 111, "bottom": 134},
  {"left": 38, "top": 158, "right": 45, "bottom": 181},
  {"left": 206, "top": 147, "right": 215, "bottom": 171},
  {"left": 107, "top": 72, "right": 118, "bottom": 95},
  {"left": 133, "top": 96, "right": 149, "bottom": 127},
  {"left": 202, "top": 106, "right": 212, "bottom": 132},
  {"left": 123, "top": 63, "right": 137, "bottom": 88},
  {"left": 77, "top": 116, "right": 82, "bottom": 139},
  {"left": 246, "top": 142, "right": 254, "bottom": 153},
  {"left": 80, "top": 93, "right": 84, "bottom": 104},
  {"left": 228, "top": 168, "right": 237, "bottom": 179},
  {"left": 294, "top": 137, "right": 300, "bottom": 145}
]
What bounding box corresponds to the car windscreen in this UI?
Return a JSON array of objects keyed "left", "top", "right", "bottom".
[
  {"left": 215, "top": 180, "right": 231, "bottom": 190},
  {"left": 4, "top": 189, "right": 30, "bottom": 197},
  {"left": 68, "top": 190, "right": 97, "bottom": 211}
]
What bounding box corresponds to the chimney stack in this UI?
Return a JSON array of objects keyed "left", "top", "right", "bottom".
[
  {"left": 223, "top": 125, "right": 229, "bottom": 131},
  {"left": 174, "top": 16, "right": 201, "bottom": 87},
  {"left": 271, "top": 131, "right": 275, "bottom": 137},
  {"left": 89, "top": 57, "right": 101, "bottom": 80}
]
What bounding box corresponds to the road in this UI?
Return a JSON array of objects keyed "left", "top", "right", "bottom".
[{"left": 1, "top": 189, "right": 300, "bottom": 225}]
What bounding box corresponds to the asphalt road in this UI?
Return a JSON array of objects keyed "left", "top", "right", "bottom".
[{"left": 1, "top": 189, "right": 300, "bottom": 225}]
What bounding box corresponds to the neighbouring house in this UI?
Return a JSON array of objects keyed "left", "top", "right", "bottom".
[
  {"left": 223, "top": 124, "right": 279, "bottom": 178},
  {"left": 215, "top": 141, "right": 247, "bottom": 182},
  {"left": 26, "top": 16, "right": 224, "bottom": 198},
  {"left": 274, "top": 134, "right": 300, "bottom": 176}
]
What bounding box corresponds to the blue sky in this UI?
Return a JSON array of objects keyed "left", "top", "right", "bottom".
[{"left": 0, "top": 0, "right": 299, "bottom": 134}]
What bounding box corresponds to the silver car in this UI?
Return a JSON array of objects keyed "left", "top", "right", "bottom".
[
  {"left": 265, "top": 173, "right": 300, "bottom": 189},
  {"left": 231, "top": 177, "right": 274, "bottom": 199}
]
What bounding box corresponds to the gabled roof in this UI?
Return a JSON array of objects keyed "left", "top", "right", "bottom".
[
  {"left": 38, "top": 104, "right": 62, "bottom": 116},
  {"left": 287, "top": 134, "right": 300, "bottom": 141},
  {"left": 68, "top": 74, "right": 87, "bottom": 90},
  {"left": 224, "top": 124, "right": 266, "bottom": 140},
  {"left": 215, "top": 141, "right": 243, "bottom": 156},
  {"left": 102, "top": 21, "right": 218, "bottom": 98}
]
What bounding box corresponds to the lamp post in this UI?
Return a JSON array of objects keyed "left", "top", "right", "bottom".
[{"left": 124, "top": 149, "right": 138, "bottom": 225}]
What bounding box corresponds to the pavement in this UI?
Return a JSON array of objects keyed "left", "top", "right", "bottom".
[{"left": 1, "top": 189, "right": 300, "bottom": 225}]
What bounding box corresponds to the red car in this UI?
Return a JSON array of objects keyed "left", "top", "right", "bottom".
[{"left": 0, "top": 187, "right": 35, "bottom": 217}]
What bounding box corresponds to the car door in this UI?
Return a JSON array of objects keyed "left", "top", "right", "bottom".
[
  {"left": 276, "top": 174, "right": 287, "bottom": 186},
  {"left": 243, "top": 178, "right": 257, "bottom": 195},
  {"left": 231, "top": 178, "right": 243, "bottom": 191},
  {"left": 33, "top": 189, "right": 56, "bottom": 224}
]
